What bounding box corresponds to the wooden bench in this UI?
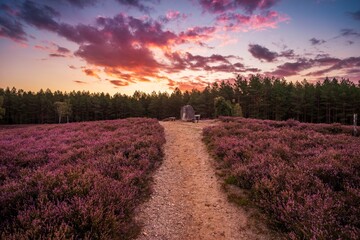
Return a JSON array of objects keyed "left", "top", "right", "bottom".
[
  {"left": 193, "top": 115, "right": 200, "bottom": 123},
  {"left": 163, "top": 117, "right": 176, "bottom": 121}
]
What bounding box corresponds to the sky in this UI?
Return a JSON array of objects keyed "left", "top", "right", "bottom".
[{"left": 0, "top": 0, "right": 359, "bottom": 95}]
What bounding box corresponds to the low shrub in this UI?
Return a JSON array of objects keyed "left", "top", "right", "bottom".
[
  {"left": 0, "top": 118, "right": 165, "bottom": 239},
  {"left": 204, "top": 117, "right": 360, "bottom": 239}
]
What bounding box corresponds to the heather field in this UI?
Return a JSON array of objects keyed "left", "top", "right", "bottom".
[
  {"left": 0, "top": 118, "right": 165, "bottom": 239},
  {"left": 204, "top": 117, "right": 360, "bottom": 239}
]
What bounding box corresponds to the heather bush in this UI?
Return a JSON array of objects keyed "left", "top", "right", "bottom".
[
  {"left": 0, "top": 118, "right": 165, "bottom": 239},
  {"left": 204, "top": 117, "right": 360, "bottom": 239}
]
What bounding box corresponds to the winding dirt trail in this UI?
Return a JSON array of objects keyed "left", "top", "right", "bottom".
[{"left": 136, "top": 120, "right": 272, "bottom": 240}]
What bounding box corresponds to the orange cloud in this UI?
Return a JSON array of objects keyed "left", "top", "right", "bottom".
[
  {"left": 73, "top": 80, "right": 87, "bottom": 84},
  {"left": 83, "top": 68, "right": 100, "bottom": 79},
  {"left": 167, "top": 79, "right": 208, "bottom": 92},
  {"left": 108, "top": 80, "right": 129, "bottom": 87}
]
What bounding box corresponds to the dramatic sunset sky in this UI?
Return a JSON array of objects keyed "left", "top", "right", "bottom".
[{"left": 0, "top": 0, "right": 359, "bottom": 95}]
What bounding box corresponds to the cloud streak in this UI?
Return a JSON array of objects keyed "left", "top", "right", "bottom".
[
  {"left": 306, "top": 57, "right": 360, "bottom": 76},
  {"left": 269, "top": 56, "right": 342, "bottom": 77},
  {"left": 57, "top": 46, "right": 70, "bottom": 54},
  {"left": 348, "top": 10, "right": 360, "bottom": 21},
  {"left": 340, "top": 28, "right": 360, "bottom": 38},
  {"left": 63, "top": 0, "right": 98, "bottom": 8},
  {"left": 309, "top": 37, "right": 326, "bottom": 45},
  {"left": 49, "top": 53, "right": 66, "bottom": 57},
  {"left": 20, "top": 1, "right": 60, "bottom": 31},
  {"left": 0, "top": 15, "right": 27, "bottom": 41},
  {"left": 115, "top": 0, "right": 158, "bottom": 12},
  {"left": 198, "top": 0, "right": 280, "bottom": 14},
  {"left": 55, "top": 0, "right": 158, "bottom": 12},
  {"left": 0, "top": 4, "right": 27, "bottom": 41},
  {"left": 34, "top": 41, "right": 72, "bottom": 58},
  {"left": 74, "top": 80, "right": 87, "bottom": 84},
  {"left": 216, "top": 10, "right": 289, "bottom": 31}
]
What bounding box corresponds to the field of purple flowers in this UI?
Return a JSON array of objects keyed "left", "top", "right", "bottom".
[
  {"left": 204, "top": 117, "right": 360, "bottom": 239},
  {"left": 0, "top": 118, "right": 165, "bottom": 239}
]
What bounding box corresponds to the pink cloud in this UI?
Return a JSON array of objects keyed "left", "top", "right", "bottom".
[
  {"left": 178, "top": 26, "right": 217, "bottom": 44},
  {"left": 75, "top": 42, "right": 161, "bottom": 71},
  {"left": 57, "top": 14, "right": 181, "bottom": 78},
  {"left": 34, "top": 45, "right": 49, "bottom": 51},
  {"left": 216, "top": 11, "right": 289, "bottom": 32},
  {"left": 250, "top": 11, "right": 289, "bottom": 30},
  {"left": 159, "top": 10, "right": 187, "bottom": 23},
  {"left": 166, "top": 10, "right": 181, "bottom": 20},
  {"left": 54, "top": 14, "right": 221, "bottom": 85},
  {"left": 3, "top": 4, "right": 226, "bottom": 87}
]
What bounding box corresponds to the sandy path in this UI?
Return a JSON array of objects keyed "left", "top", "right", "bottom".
[{"left": 136, "top": 120, "right": 271, "bottom": 240}]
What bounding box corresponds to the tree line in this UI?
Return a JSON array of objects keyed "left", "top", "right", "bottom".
[{"left": 0, "top": 75, "right": 359, "bottom": 125}]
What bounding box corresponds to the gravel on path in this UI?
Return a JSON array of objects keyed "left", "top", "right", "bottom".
[{"left": 135, "top": 120, "right": 273, "bottom": 240}]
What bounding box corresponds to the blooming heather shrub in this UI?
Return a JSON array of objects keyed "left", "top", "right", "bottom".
[
  {"left": 0, "top": 118, "right": 165, "bottom": 239},
  {"left": 204, "top": 117, "right": 360, "bottom": 239}
]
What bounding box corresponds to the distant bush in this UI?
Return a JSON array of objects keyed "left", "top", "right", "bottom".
[
  {"left": 214, "top": 96, "right": 233, "bottom": 117},
  {"left": 204, "top": 117, "right": 360, "bottom": 239},
  {"left": 0, "top": 118, "right": 165, "bottom": 239}
]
